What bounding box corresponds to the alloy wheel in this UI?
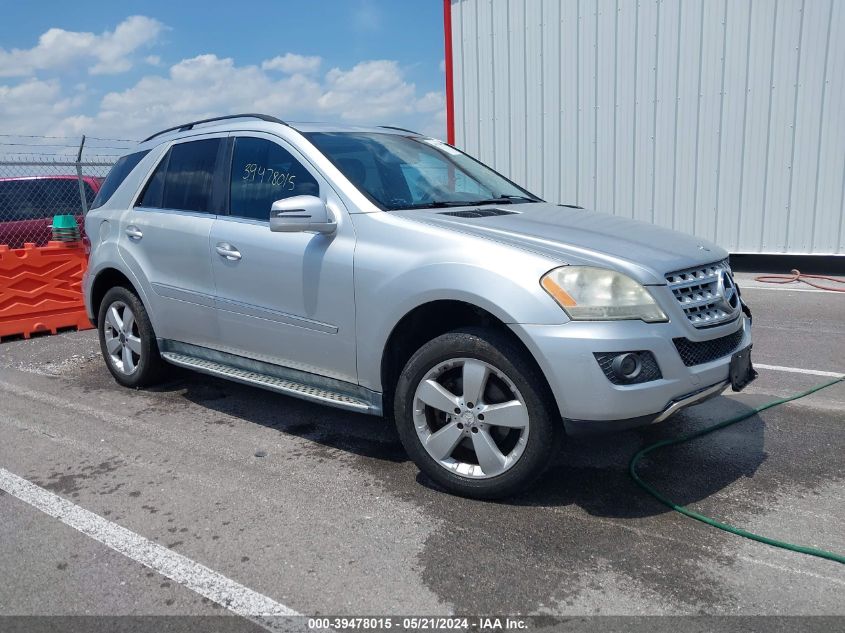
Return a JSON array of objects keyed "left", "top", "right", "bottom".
[
  {"left": 412, "top": 357, "right": 530, "bottom": 479},
  {"left": 103, "top": 300, "right": 142, "bottom": 375}
]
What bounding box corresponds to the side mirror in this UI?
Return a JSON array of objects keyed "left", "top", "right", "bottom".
[{"left": 269, "top": 195, "right": 336, "bottom": 234}]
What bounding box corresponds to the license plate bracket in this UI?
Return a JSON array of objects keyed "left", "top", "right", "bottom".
[{"left": 729, "top": 346, "right": 757, "bottom": 392}]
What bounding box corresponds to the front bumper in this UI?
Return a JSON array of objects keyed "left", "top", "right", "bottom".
[{"left": 510, "top": 314, "right": 751, "bottom": 434}]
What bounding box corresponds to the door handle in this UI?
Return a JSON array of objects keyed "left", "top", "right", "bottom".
[
  {"left": 215, "top": 242, "right": 242, "bottom": 261},
  {"left": 125, "top": 225, "right": 143, "bottom": 239}
]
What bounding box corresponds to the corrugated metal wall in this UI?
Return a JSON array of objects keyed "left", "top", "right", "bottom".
[{"left": 449, "top": 0, "right": 845, "bottom": 255}]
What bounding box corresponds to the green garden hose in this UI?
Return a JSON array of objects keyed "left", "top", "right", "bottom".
[{"left": 629, "top": 375, "right": 845, "bottom": 565}]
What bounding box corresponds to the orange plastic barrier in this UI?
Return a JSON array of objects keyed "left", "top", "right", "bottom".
[{"left": 0, "top": 241, "right": 93, "bottom": 340}]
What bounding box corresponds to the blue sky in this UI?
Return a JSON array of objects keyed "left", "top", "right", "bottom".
[{"left": 0, "top": 0, "right": 447, "bottom": 141}]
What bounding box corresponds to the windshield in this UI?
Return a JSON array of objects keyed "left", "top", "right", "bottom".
[{"left": 304, "top": 132, "right": 541, "bottom": 210}]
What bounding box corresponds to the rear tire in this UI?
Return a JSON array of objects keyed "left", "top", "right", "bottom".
[
  {"left": 393, "top": 327, "right": 561, "bottom": 499},
  {"left": 97, "top": 286, "right": 166, "bottom": 388}
]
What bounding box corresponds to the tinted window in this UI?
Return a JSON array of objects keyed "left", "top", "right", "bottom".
[
  {"left": 138, "top": 139, "right": 221, "bottom": 213},
  {"left": 229, "top": 137, "right": 319, "bottom": 221},
  {"left": 137, "top": 151, "right": 168, "bottom": 208},
  {"left": 164, "top": 139, "right": 222, "bottom": 212},
  {"left": 0, "top": 178, "right": 97, "bottom": 220},
  {"left": 91, "top": 150, "right": 149, "bottom": 210}
]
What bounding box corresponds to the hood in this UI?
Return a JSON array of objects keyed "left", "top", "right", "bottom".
[{"left": 393, "top": 203, "right": 728, "bottom": 285}]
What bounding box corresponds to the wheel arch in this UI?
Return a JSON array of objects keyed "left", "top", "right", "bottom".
[
  {"left": 89, "top": 267, "right": 144, "bottom": 327},
  {"left": 379, "top": 299, "right": 554, "bottom": 416}
]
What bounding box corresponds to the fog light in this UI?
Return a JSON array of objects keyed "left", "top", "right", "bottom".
[
  {"left": 611, "top": 352, "right": 642, "bottom": 380},
  {"left": 594, "top": 351, "right": 661, "bottom": 385}
]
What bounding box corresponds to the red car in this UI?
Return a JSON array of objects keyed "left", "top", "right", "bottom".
[{"left": 0, "top": 175, "right": 103, "bottom": 248}]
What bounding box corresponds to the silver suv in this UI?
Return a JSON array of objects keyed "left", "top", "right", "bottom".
[{"left": 84, "top": 113, "right": 754, "bottom": 499}]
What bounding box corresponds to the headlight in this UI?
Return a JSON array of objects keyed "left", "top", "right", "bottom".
[{"left": 540, "top": 266, "right": 668, "bottom": 322}]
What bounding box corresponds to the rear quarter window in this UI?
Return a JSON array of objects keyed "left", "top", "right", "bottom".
[{"left": 91, "top": 150, "right": 150, "bottom": 210}]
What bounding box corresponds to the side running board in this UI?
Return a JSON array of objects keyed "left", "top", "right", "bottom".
[{"left": 160, "top": 351, "right": 375, "bottom": 413}]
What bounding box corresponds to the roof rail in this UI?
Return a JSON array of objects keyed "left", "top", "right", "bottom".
[
  {"left": 141, "top": 113, "right": 287, "bottom": 143},
  {"left": 379, "top": 125, "right": 422, "bottom": 135}
]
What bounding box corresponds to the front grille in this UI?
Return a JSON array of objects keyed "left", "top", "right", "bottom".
[
  {"left": 665, "top": 259, "right": 739, "bottom": 328},
  {"left": 673, "top": 328, "right": 744, "bottom": 367},
  {"left": 594, "top": 351, "right": 663, "bottom": 385}
]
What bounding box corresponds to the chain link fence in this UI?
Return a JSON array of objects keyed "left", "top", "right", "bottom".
[{"left": 0, "top": 135, "right": 132, "bottom": 248}]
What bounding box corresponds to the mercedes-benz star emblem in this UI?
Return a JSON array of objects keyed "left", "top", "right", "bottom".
[{"left": 716, "top": 269, "right": 740, "bottom": 314}]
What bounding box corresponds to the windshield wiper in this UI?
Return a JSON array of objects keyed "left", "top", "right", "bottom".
[
  {"left": 389, "top": 201, "right": 478, "bottom": 210},
  {"left": 469, "top": 195, "right": 539, "bottom": 206},
  {"left": 389, "top": 195, "right": 538, "bottom": 211}
]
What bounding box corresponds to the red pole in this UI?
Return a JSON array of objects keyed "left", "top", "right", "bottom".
[{"left": 443, "top": 0, "right": 456, "bottom": 145}]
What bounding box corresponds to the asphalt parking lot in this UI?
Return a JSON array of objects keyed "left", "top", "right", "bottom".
[{"left": 0, "top": 273, "right": 843, "bottom": 628}]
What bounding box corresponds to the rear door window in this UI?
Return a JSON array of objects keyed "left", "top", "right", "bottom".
[
  {"left": 91, "top": 150, "right": 149, "bottom": 209},
  {"left": 137, "top": 139, "right": 223, "bottom": 213},
  {"left": 228, "top": 137, "right": 319, "bottom": 221}
]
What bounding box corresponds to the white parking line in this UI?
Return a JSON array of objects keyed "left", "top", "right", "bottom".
[
  {"left": 755, "top": 363, "right": 845, "bottom": 379},
  {"left": 0, "top": 467, "right": 298, "bottom": 627}
]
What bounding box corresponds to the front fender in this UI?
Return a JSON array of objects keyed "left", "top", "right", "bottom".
[{"left": 355, "top": 258, "right": 568, "bottom": 392}]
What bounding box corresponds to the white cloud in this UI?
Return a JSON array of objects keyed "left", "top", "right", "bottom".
[
  {"left": 318, "top": 60, "right": 417, "bottom": 121},
  {"left": 84, "top": 54, "right": 326, "bottom": 134},
  {"left": 415, "top": 91, "right": 445, "bottom": 113},
  {"left": 0, "top": 16, "right": 164, "bottom": 77},
  {"left": 145, "top": 55, "right": 162, "bottom": 67},
  {"left": 0, "top": 51, "right": 446, "bottom": 141},
  {"left": 45, "top": 54, "right": 445, "bottom": 139},
  {"left": 0, "top": 79, "right": 83, "bottom": 135},
  {"left": 262, "top": 53, "right": 321, "bottom": 75}
]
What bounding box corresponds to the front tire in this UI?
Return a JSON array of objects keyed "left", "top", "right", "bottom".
[
  {"left": 394, "top": 327, "right": 561, "bottom": 499},
  {"left": 97, "top": 286, "right": 166, "bottom": 388}
]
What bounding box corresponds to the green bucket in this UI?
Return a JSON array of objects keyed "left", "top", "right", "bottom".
[{"left": 51, "top": 214, "right": 80, "bottom": 242}]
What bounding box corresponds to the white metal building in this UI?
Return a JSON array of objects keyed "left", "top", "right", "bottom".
[{"left": 443, "top": 0, "right": 845, "bottom": 255}]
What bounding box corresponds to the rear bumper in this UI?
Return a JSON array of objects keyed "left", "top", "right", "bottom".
[
  {"left": 82, "top": 268, "right": 95, "bottom": 324},
  {"left": 510, "top": 314, "right": 751, "bottom": 434}
]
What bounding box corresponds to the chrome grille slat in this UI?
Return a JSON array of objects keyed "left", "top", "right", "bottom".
[
  {"left": 666, "top": 273, "right": 720, "bottom": 290},
  {"left": 665, "top": 259, "right": 739, "bottom": 328},
  {"left": 678, "top": 293, "right": 719, "bottom": 309}
]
